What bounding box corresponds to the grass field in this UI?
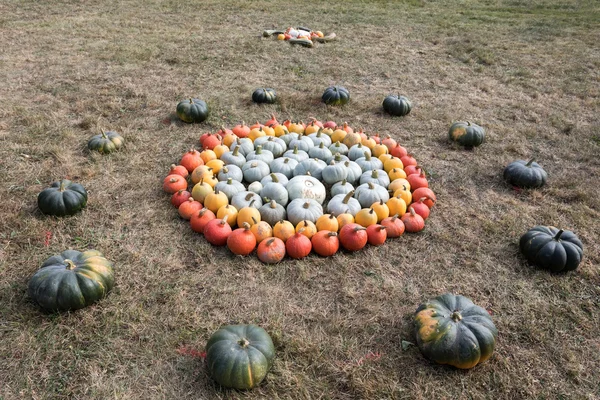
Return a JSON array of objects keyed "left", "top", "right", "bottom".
[{"left": 1, "top": 0, "right": 599, "bottom": 398}]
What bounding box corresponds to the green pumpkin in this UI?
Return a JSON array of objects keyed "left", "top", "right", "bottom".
[
  {"left": 322, "top": 86, "right": 350, "bottom": 106},
  {"left": 252, "top": 88, "right": 277, "bottom": 104},
  {"left": 519, "top": 226, "right": 583, "bottom": 272},
  {"left": 382, "top": 95, "right": 412, "bottom": 116},
  {"left": 503, "top": 159, "right": 547, "bottom": 188},
  {"left": 206, "top": 324, "right": 276, "bottom": 390},
  {"left": 414, "top": 293, "right": 498, "bottom": 369},
  {"left": 37, "top": 180, "right": 88, "bottom": 217},
  {"left": 176, "top": 98, "right": 209, "bottom": 123},
  {"left": 28, "top": 250, "right": 114, "bottom": 312},
  {"left": 87, "top": 130, "right": 124, "bottom": 154},
  {"left": 448, "top": 121, "right": 485, "bottom": 148}
]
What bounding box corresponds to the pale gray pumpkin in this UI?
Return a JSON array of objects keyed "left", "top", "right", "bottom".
[
  {"left": 283, "top": 146, "right": 309, "bottom": 163},
  {"left": 344, "top": 160, "right": 363, "bottom": 184},
  {"left": 326, "top": 152, "right": 350, "bottom": 164},
  {"left": 293, "top": 158, "right": 327, "bottom": 180},
  {"left": 331, "top": 179, "right": 354, "bottom": 197},
  {"left": 360, "top": 169, "right": 390, "bottom": 188},
  {"left": 348, "top": 143, "right": 371, "bottom": 161},
  {"left": 280, "top": 132, "right": 300, "bottom": 146},
  {"left": 260, "top": 173, "right": 288, "bottom": 187},
  {"left": 229, "top": 138, "right": 254, "bottom": 157},
  {"left": 308, "top": 142, "right": 333, "bottom": 161},
  {"left": 307, "top": 130, "right": 332, "bottom": 147},
  {"left": 246, "top": 146, "right": 274, "bottom": 164},
  {"left": 215, "top": 178, "right": 246, "bottom": 201},
  {"left": 270, "top": 157, "right": 298, "bottom": 179},
  {"left": 259, "top": 200, "right": 287, "bottom": 226},
  {"left": 355, "top": 153, "right": 383, "bottom": 172},
  {"left": 220, "top": 147, "right": 246, "bottom": 168},
  {"left": 288, "top": 136, "right": 314, "bottom": 152},
  {"left": 242, "top": 160, "right": 270, "bottom": 183},
  {"left": 286, "top": 198, "right": 323, "bottom": 225},
  {"left": 231, "top": 192, "right": 263, "bottom": 210},
  {"left": 260, "top": 182, "right": 289, "bottom": 207},
  {"left": 322, "top": 161, "right": 348, "bottom": 184},
  {"left": 260, "top": 137, "right": 286, "bottom": 158},
  {"left": 218, "top": 165, "right": 244, "bottom": 182},
  {"left": 328, "top": 141, "right": 349, "bottom": 156},
  {"left": 354, "top": 182, "right": 389, "bottom": 208},
  {"left": 248, "top": 181, "right": 263, "bottom": 195},
  {"left": 287, "top": 175, "right": 327, "bottom": 205},
  {"left": 326, "top": 191, "right": 361, "bottom": 216}
]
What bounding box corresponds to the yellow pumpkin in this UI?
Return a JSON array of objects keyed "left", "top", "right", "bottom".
[
  {"left": 388, "top": 178, "right": 411, "bottom": 193},
  {"left": 393, "top": 186, "right": 412, "bottom": 206},
  {"left": 204, "top": 189, "right": 228, "bottom": 213},
  {"left": 361, "top": 136, "right": 377, "bottom": 149},
  {"left": 372, "top": 144, "right": 389, "bottom": 158},
  {"left": 388, "top": 168, "right": 407, "bottom": 181},
  {"left": 250, "top": 220, "right": 273, "bottom": 243},
  {"left": 288, "top": 122, "right": 305, "bottom": 134},
  {"left": 191, "top": 181, "right": 213, "bottom": 203},
  {"left": 378, "top": 153, "right": 394, "bottom": 164},
  {"left": 320, "top": 127, "right": 334, "bottom": 136},
  {"left": 273, "top": 220, "right": 295, "bottom": 242},
  {"left": 337, "top": 213, "right": 355, "bottom": 228},
  {"left": 384, "top": 157, "right": 404, "bottom": 173},
  {"left": 205, "top": 159, "right": 225, "bottom": 175},
  {"left": 200, "top": 149, "right": 217, "bottom": 164},
  {"left": 273, "top": 125, "right": 289, "bottom": 137},
  {"left": 355, "top": 208, "right": 378, "bottom": 227},
  {"left": 386, "top": 196, "right": 407, "bottom": 217},
  {"left": 296, "top": 220, "right": 317, "bottom": 239},
  {"left": 248, "top": 127, "right": 266, "bottom": 142},
  {"left": 217, "top": 205, "right": 238, "bottom": 227},
  {"left": 370, "top": 200, "right": 390, "bottom": 223},
  {"left": 203, "top": 175, "right": 219, "bottom": 188},
  {"left": 213, "top": 144, "right": 229, "bottom": 159},
  {"left": 331, "top": 128, "right": 347, "bottom": 143},
  {"left": 316, "top": 214, "right": 339, "bottom": 232},
  {"left": 191, "top": 165, "right": 214, "bottom": 184},
  {"left": 304, "top": 122, "right": 320, "bottom": 135},
  {"left": 222, "top": 133, "right": 237, "bottom": 148},
  {"left": 342, "top": 132, "right": 362, "bottom": 148},
  {"left": 237, "top": 206, "right": 261, "bottom": 227},
  {"left": 262, "top": 125, "right": 275, "bottom": 136}
]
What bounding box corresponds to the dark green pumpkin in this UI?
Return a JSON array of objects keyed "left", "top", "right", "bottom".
[
  {"left": 382, "top": 95, "right": 412, "bottom": 116},
  {"left": 252, "top": 88, "right": 277, "bottom": 104},
  {"left": 322, "top": 86, "right": 350, "bottom": 106},
  {"left": 414, "top": 293, "right": 497, "bottom": 369},
  {"left": 503, "top": 159, "right": 547, "bottom": 188},
  {"left": 87, "top": 130, "right": 124, "bottom": 154},
  {"left": 37, "top": 180, "right": 88, "bottom": 216},
  {"left": 520, "top": 226, "right": 583, "bottom": 272},
  {"left": 176, "top": 98, "right": 209, "bottom": 123},
  {"left": 206, "top": 324, "right": 275, "bottom": 390},
  {"left": 448, "top": 121, "right": 485, "bottom": 148},
  {"left": 28, "top": 250, "right": 114, "bottom": 312}
]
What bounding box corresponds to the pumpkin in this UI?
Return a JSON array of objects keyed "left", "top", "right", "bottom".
[
  {"left": 222, "top": 132, "right": 238, "bottom": 148},
  {"left": 386, "top": 195, "right": 407, "bottom": 217},
  {"left": 232, "top": 122, "right": 251, "bottom": 138},
  {"left": 191, "top": 180, "right": 213, "bottom": 203},
  {"left": 169, "top": 164, "right": 189, "bottom": 178},
  {"left": 322, "top": 161, "right": 348, "bottom": 184},
  {"left": 242, "top": 160, "right": 270, "bottom": 183},
  {"left": 163, "top": 174, "right": 188, "bottom": 194},
  {"left": 311, "top": 231, "right": 339, "bottom": 257},
  {"left": 227, "top": 223, "right": 257, "bottom": 255},
  {"left": 217, "top": 205, "right": 238, "bottom": 227},
  {"left": 176, "top": 98, "right": 209, "bottom": 123},
  {"left": 404, "top": 165, "right": 422, "bottom": 177},
  {"left": 204, "top": 216, "right": 232, "bottom": 246},
  {"left": 257, "top": 237, "right": 286, "bottom": 263},
  {"left": 260, "top": 173, "right": 289, "bottom": 188},
  {"left": 204, "top": 189, "right": 228, "bottom": 213},
  {"left": 371, "top": 144, "right": 389, "bottom": 158},
  {"left": 382, "top": 95, "right": 412, "bottom": 116},
  {"left": 287, "top": 199, "right": 323, "bottom": 225},
  {"left": 237, "top": 204, "right": 262, "bottom": 227},
  {"left": 381, "top": 215, "right": 405, "bottom": 237},
  {"left": 260, "top": 182, "right": 289, "bottom": 206},
  {"left": 252, "top": 88, "right": 277, "bottom": 104},
  {"left": 384, "top": 157, "right": 404, "bottom": 173},
  {"left": 304, "top": 121, "right": 321, "bottom": 135},
  {"left": 400, "top": 154, "right": 417, "bottom": 168},
  {"left": 308, "top": 142, "right": 333, "bottom": 161},
  {"left": 322, "top": 86, "right": 350, "bottom": 106},
  {"left": 259, "top": 200, "right": 287, "bottom": 226},
  {"left": 355, "top": 208, "right": 378, "bottom": 228},
  {"left": 259, "top": 137, "right": 286, "bottom": 158},
  {"left": 339, "top": 223, "right": 368, "bottom": 252},
  {"left": 402, "top": 207, "right": 425, "bottom": 233},
  {"left": 356, "top": 153, "right": 383, "bottom": 172},
  {"left": 287, "top": 175, "right": 326, "bottom": 205},
  {"left": 288, "top": 121, "right": 306, "bottom": 134},
  {"left": 381, "top": 135, "right": 397, "bottom": 150},
  {"left": 286, "top": 230, "right": 312, "bottom": 259},
  {"left": 360, "top": 169, "right": 390, "bottom": 188},
  {"left": 283, "top": 146, "right": 309, "bottom": 163},
  {"left": 330, "top": 128, "right": 347, "bottom": 144},
  {"left": 343, "top": 161, "right": 363, "bottom": 185},
  {"left": 327, "top": 191, "right": 361, "bottom": 216},
  {"left": 406, "top": 171, "right": 428, "bottom": 190},
  {"left": 288, "top": 136, "right": 314, "bottom": 153},
  {"left": 307, "top": 130, "right": 332, "bottom": 147},
  {"left": 230, "top": 138, "right": 255, "bottom": 157},
  {"left": 217, "top": 166, "right": 244, "bottom": 187},
  {"left": 38, "top": 180, "right": 88, "bottom": 216},
  {"left": 248, "top": 181, "right": 263, "bottom": 195},
  {"left": 200, "top": 133, "right": 222, "bottom": 150},
  {"left": 220, "top": 147, "right": 246, "bottom": 169},
  {"left": 273, "top": 124, "right": 289, "bottom": 137},
  {"left": 295, "top": 220, "right": 317, "bottom": 239},
  {"left": 178, "top": 197, "right": 203, "bottom": 220},
  {"left": 273, "top": 220, "right": 295, "bottom": 242},
  {"left": 190, "top": 165, "right": 214, "bottom": 184},
  {"left": 342, "top": 131, "right": 362, "bottom": 148},
  {"left": 87, "top": 130, "right": 124, "bottom": 153},
  {"left": 503, "top": 159, "right": 548, "bottom": 188},
  {"left": 246, "top": 146, "right": 274, "bottom": 164},
  {"left": 328, "top": 141, "right": 349, "bottom": 156},
  {"left": 331, "top": 179, "right": 354, "bottom": 197},
  {"left": 250, "top": 218, "right": 273, "bottom": 243},
  {"left": 366, "top": 224, "right": 387, "bottom": 246},
  {"left": 205, "top": 159, "right": 225, "bottom": 175},
  {"left": 316, "top": 214, "right": 339, "bottom": 232},
  {"left": 28, "top": 249, "right": 114, "bottom": 312},
  {"left": 180, "top": 149, "right": 204, "bottom": 172},
  {"left": 448, "top": 121, "right": 485, "bottom": 148},
  {"left": 337, "top": 213, "right": 355, "bottom": 228},
  {"left": 388, "top": 168, "right": 408, "bottom": 182},
  {"left": 270, "top": 157, "right": 298, "bottom": 179},
  {"left": 411, "top": 197, "right": 431, "bottom": 220},
  {"left": 412, "top": 187, "right": 436, "bottom": 208},
  {"left": 171, "top": 189, "right": 191, "bottom": 208},
  {"left": 190, "top": 209, "right": 216, "bottom": 234},
  {"left": 206, "top": 324, "right": 275, "bottom": 389},
  {"left": 354, "top": 182, "right": 389, "bottom": 208},
  {"left": 414, "top": 293, "right": 498, "bottom": 369},
  {"left": 232, "top": 192, "right": 262, "bottom": 211},
  {"left": 370, "top": 200, "right": 390, "bottom": 222},
  {"left": 200, "top": 149, "right": 217, "bottom": 164},
  {"left": 519, "top": 226, "right": 583, "bottom": 272},
  {"left": 348, "top": 143, "right": 371, "bottom": 161},
  {"left": 390, "top": 143, "right": 408, "bottom": 158}
]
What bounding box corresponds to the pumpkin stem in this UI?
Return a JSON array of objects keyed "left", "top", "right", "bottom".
[
  {"left": 554, "top": 229, "right": 564, "bottom": 240},
  {"left": 327, "top": 232, "right": 338, "bottom": 237},
  {"left": 220, "top": 215, "right": 229, "bottom": 225},
  {"left": 64, "top": 259, "right": 77, "bottom": 270},
  {"left": 451, "top": 311, "right": 462, "bottom": 322},
  {"left": 232, "top": 147, "right": 240, "bottom": 156},
  {"left": 189, "top": 98, "right": 193, "bottom": 104},
  {"left": 284, "top": 158, "right": 289, "bottom": 164},
  {"left": 251, "top": 216, "right": 258, "bottom": 224},
  {"left": 409, "top": 207, "right": 416, "bottom": 217},
  {"left": 100, "top": 130, "right": 107, "bottom": 139},
  {"left": 343, "top": 191, "right": 355, "bottom": 204},
  {"left": 59, "top": 180, "right": 68, "bottom": 191},
  {"left": 242, "top": 222, "right": 251, "bottom": 230},
  {"left": 303, "top": 202, "right": 310, "bottom": 209},
  {"left": 266, "top": 238, "right": 276, "bottom": 246},
  {"left": 270, "top": 173, "right": 279, "bottom": 183},
  {"left": 256, "top": 145, "right": 262, "bottom": 154},
  {"left": 238, "top": 338, "right": 250, "bottom": 348},
  {"left": 270, "top": 200, "right": 277, "bottom": 208},
  {"left": 526, "top": 158, "right": 535, "bottom": 166}
]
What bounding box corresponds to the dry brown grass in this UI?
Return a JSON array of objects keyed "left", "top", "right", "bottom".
[{"left": 1, "top": 0, "right": 599, "bottom": 398}]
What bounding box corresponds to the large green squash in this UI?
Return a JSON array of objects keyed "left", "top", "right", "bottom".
[
  {"left": 37, "top": 180, "right": 88, "bottom": 216},
  {"left": 382, "top": 95, "right": 412, "bottom": 116},
  {"left": 519, "top": 226, "right": 583, "bottom": 272},
  {"left": 206, "top": 324, "right": 276, "bottom": 390},
  {"left": 28, "top": 250, "right": 115, "bottom": 312},
  {"left": 322, "top": 86, "right": 350, "bottom": 106},
  {"left": 87, "top": 130, "right": 124, "bottom": 154},
  {"left": 414, "top": 293, "right": 498, "bottom": 369},
  {"left": 448, "top": 121, "right": 485, "bottom": 148},
  {"left": 252, "top": 88, "right": 277, "bottom": 104},
  {"left": 503, "top": 159, "right": 547, "bottom": 188},
  {"left": 176, "top": 98, "right": 209, "bottom": 123}
]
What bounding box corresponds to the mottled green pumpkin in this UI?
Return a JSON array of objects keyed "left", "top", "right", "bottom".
[
  {"left": 382, "top": 95, "right": 412, "bottom": 116},
  {"left": 28, "top": 250, "right": 114, "bottom": 312},
  {"left": 448, "top": 121, "right": 485, "bottom": 148},
  {"left": 37, "top": 180, "right": 88, "bottom": 216},
  {"left": 252, "top": 88, "right": 277, "bottom": 104},
  {"left": 87, "top": 130, "right": 124, "bottom": 154},
  {"left": 519, "top": 226, "right": 583, "bottom": 272},
  {"left": 503, "top": 159, "right": 547, "bottom": 188},
  {"left": 176, "top": 98, "right": 209, "bottom": 123},
  {"left": 414, "top": 293, "right": 498, "bottom": 369},
  {"left": 322, "top": 86, "right": 350, "bottom": 106},
  {"left": 206, "top": 324, "right": 276, "bottom": 390}
]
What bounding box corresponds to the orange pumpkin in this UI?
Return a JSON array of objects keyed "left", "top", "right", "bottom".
[
  {"left": 311, "top": 231, "right": 339, "bottom": 257},
  {"left": 190, "top": 165, "right": 214, "bottom": 184},
  {"left": 204, "top": 216, "right": 232, "bottom": 246},
  {"left": 180, "top": 149, "right": 203, "bottom": 173},
  {"left": 178, "top": 197, "right": 202, "bottom": 220},
  {"left": 336, "top": 213, "right": 355, "bottom": 229},
  {"left": 163, "top": 174, "right": 188, "bottom": 194},
  {"left": 250, "top": 217, "right": 273, "bottom": 243},
  {"left": 366, "top": 224, "right": 387, "bottom": 246},
  {"left": 232, "top": 122, "right": 251, "bottom": 138},
  {"left": 338, "top": 223, "right": 368, "bottom": 252},
  {"left": 286, "top": 230, "right": 312, "bottom": 259},
  {"left": 370, "top": 200, "right": 390, "bottom": 223},
  {"left": 204, "top": 188, "right": 228, "bottom": 213},
  {"left": 296, "top": 220, "right": 317, "bottom": 239},
  {"left": 388, "top": 168, "right": 407, "bottom": 181},
  {"left": 273, "top": 220, "right": 295, "bottom": 242},
  {"left": 200, "top": 149, "right": 217, "bottom": 164},
  {"left": 401, "top": 207, "right": 425, "bottom": 233},
  {"left": 316, "top": 214, "right": 339, "bottom": 232},
  {"left": 205, "top": 159, "right": 225, "bottom": 175},
  {"left": 171, "top": 189, "right": 191, "bottom": 208},
  {"left": 190, "top": 208, "right": 216, "bottom": 234},
  {"left": 169, "top": 164, "right": 189, "bottom": 178},
  {"left": 407, "top": 171, "right": 428, "bottom": 190},
  {"left": 384, "top": 157, "right": 404, "bottom": 172},
  {"left": 381, "top": 215, "right": 405, "bottom": 238},
  {"left": 386, "top": 195, "right": 407, "bottom": 217},
  {"left": 257, "top": 237, "right": 286, "bottom": 263},
  {"left": 355, "top": 208, "right": 378, "bottom": 227},
  {"left": 227, "top": 223, "right": 257, "bottom": 255},
  {"left": 237, "top": 206, "right": 261, "bottom": 228},
  {"left": 412, "top": 187, "right": 436, "bottom": 208}
]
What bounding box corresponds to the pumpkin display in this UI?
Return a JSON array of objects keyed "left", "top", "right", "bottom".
[
  {"left": 448, "top": 121, "right": 485, "bottom": 148},
  {"left": 503, "top": 159, "right": 548, "bottom": 188},
  {"left": 87, "top": 130, "right": 124, "bottom": 153},
  {"left": 519, "top": 226, "right": 583, "bottom": 272},
  {"left": 176, "top": 98, "right": 209, "bottom": 123},
  {"left": 206, "top": 324, "right": 275, "bottom": 389},
  {"left": 414, "top": 293, "right": 498, "bottom": 369},
  {"left": 252, "top": 88, "right": 277, "bottom": 104},
  {"left": 257, "top": 237, "right": 286, "bottom": 263},
  {"left": 38, "top": 180, "right": 88, "bottom": 217},
  {"left": 28, "top": 249, "right": 114, "bottom": 312},
  {"left": 382, "top": 94, "right": 412, "bottom": 116},
  {"left": 322, "top": 85, "right": 350, "bottom": 106}
]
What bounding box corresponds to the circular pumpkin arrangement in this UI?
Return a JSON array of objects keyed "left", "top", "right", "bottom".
[{"left": 163, "top": 116, "right": 436, "bottom": 263}]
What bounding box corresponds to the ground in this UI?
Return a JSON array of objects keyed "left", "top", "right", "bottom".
[{"left": 1, "top": 0, "right": 599, "bottom": 399}]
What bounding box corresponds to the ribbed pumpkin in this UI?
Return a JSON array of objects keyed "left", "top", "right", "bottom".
[
  {"left": 311, "top": 231, "right": 339, "bottom": 257},
  {"left": 503, "top": 159, "right": 548, "bottom": 188},
  {"left": 286, "top": 230, "right": 312, "bottom": 259},
  {"left": 38, "top": 180, "right": 88, "bottom": 216},
  {"left": 87, "top": 130, "right": 124, "bottom": 154},
  {"left": 322, "top": 85, "right": 350, "bottom": 106},
  {"left": 204, "top": 216, "right": 232, "bottom": 246},
  {"left": 257, "top": 237, "right": 286, "bottom": 263},
  {"left": 176, "top": 98, "right": 209, "bottom": 123},
  {"left": 448, "top": 121, "right": 485, "bottom": 148},
  {"left": 414, "top": 293, "right": 498, "bottom": 369},
  {"left": 252, "top": 88, "right": 277, "bottom": 104},
  {"left": 519, "top": 226, "right": 583, "bottom": 272},
  {"left": 28, "top": 250, "right": 114, "bottom": 312},
  {"left": 339, "top": 223, "right": 368, "bottom": 252},
  {"left": 227, "top": 223, "right": 257, "bottom": 255},
  {"left": 366, "top": 224, "right": 387, "bottom": 246},
  {"left": 206, "top": 324, "right": 275, "bottom": 389},
  {"left": 382, "top": 94, "right": 412, "bottom": 116},
  {"left": 190, "top": 209, "right": 216, "bottom": 234},
  {"left": 381, "top": 215, "right": 405, "bottom": 238}
]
